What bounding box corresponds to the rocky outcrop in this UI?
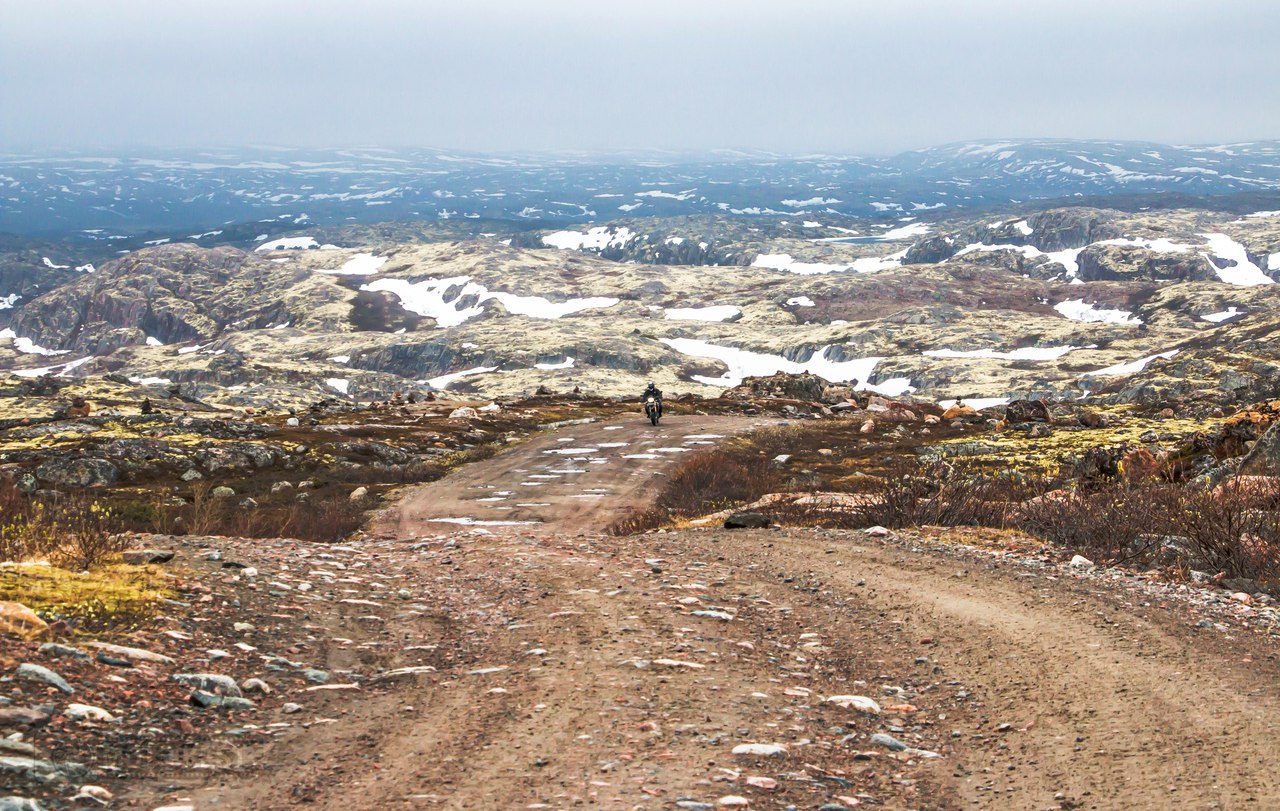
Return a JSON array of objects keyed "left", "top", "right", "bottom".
[
  {"left": 1075, "top": 244, "right": 1216, "bottom": 283},
  {"left": 7, "top": 244, "right": 347, "bottom": 354},
  {"left": 725, "top": 373, "right": 830, "bottom": 402},
  {"left": 34, "top": 457, "right": 119, "bottom": 488}
]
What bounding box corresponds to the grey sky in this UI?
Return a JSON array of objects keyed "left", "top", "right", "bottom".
[{"left": 2, "top": 0, "right": 1277, "bottom": 155}]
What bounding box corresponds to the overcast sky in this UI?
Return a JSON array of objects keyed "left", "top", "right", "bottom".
[{"left": 2, "top": 0, "right": 1277, "bottom": 155}]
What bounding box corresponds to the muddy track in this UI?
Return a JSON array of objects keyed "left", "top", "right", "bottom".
[{"left": 139, "top": 417, "right": 1280, "bottom": 811}]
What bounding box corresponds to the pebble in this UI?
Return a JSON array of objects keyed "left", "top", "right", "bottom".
[
  {"left": 730, "top": 743, "right": 787, "bottom": 756},
  {"left": 189, "top": 690, "right": 256, "bottom": 711},
  {"left": 173, "top": 674, "right": 243, "bottom": 697},
  {"left": 16, "top": 664, "right": 74, "bottom": 695},
  {"left": 64, "top": 704, "right": 114, "bottom": 722},
  {"left": 0, "top": 798, "right": 47, "bottom": 811},
  {"left": 37, "top": 644, "right": 88, "bottom": 661},
  {"left": 281, "top": 703, "right": 303, "bottom": 714},
  {"left": 242, "top": 678, "right": 272, "bottom": 694},
  {"left": 302, "top": 669, "right": 330, "bottom": 684},
  {"left": 870, "top": 732, "right": 908, "bottom": 751}
]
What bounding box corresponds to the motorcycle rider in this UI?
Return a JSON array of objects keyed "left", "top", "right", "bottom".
[{"left": 642, "top": 381, "right": 664, "bottom": 417}]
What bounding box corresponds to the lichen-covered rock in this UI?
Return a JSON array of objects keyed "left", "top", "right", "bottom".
[{"left": 34, "top": 457, "right": 118, "bottom": 488}]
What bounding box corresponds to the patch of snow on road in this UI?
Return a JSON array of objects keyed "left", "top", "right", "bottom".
[
  {"left": 321, "top": 253, "right": 387, "bottom": 275},
  {"left": 1082, "top": 350, "right": 1179, "bottom": 378},
  {"left": 664, "top": 305, "right": 740, "bottom": 322},
  {"left": 1198, "top": 233, "right": 1274, "bottom": 286},
  {"left": 1202, "top": 307, "right": 1244, "bottom": 323},
  {"left": 1053, "top": 299, "right": 1142, "bottom": 325}
]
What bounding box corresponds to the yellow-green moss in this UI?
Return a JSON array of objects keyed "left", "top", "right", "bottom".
[{"left": 0, "top": 561, "right": 172, "bottom": 632}]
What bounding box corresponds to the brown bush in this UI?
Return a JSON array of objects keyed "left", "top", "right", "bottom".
[{"left": 0, "top": 481, "right": 129, "bottom": 569}]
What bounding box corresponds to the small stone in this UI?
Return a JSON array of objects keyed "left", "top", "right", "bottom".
[
  {"left": 16, "top": 663, "right": 74, "bottom": 695},
  {"left": 717, "top": 797, "right": 750, "bottom": 807},
  {"left": 181, "top": 469, "right": 203, "bottom": 482},
  {"left": 281, "top": 702, "right": 303, "bottom": 714},
  {"left": 211, "top": 486, "right": 236, "bottom": 498},
  {"left": 242, "top": 678, "right": 272, "bottom": 695},
  {"left": 71, "top": 785, "right": 113, "bottom": 804},
  {"left": 349, "top": 486, "right": 369, "bottom": 502},
  {"left": 38, "top": 643, "right": 88, "bottom": 660},
  {"left": 730, "top": 743, "right": 787, "bottom": 756},
  {"left": 302, "top": 669, "right": 330, "bottom": 684},
  {"left": 1069, "top": 554, "right": 1094, "bottom": 568},
  {"left": 121, "top": 549, "right": 175, "bottom": 565},
  {"left": 173, "top": 674, "right": 242, "bottom": 697},
  {"left": 189, "top": 690, "right": 255, "bottom": 711},
  {"left": 64, "top": 704, "right": 114, "bottom": 722},
  {"left": 870, "top": 732, "right": 908, "bottom": 751}
]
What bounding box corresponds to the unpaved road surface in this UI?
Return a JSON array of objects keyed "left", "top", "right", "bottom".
[
  {"left": 125, "top": 417, "right": 1280, "bottom": 811},
  {"left": 382, "top": 413, "right": 769, "bottom": 535}
]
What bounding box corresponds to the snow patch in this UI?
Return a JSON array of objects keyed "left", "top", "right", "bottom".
[
  {"left": 1082, "top": 350, "right": 1179, "bottom": 378},
  {"left": 661, "top": 338, "right": 912, "bottom": 395},
  {"left": 542, "top": 227, "right": 636, "bottom": 251},
  {"left": 428, "top": 366, "right": 498, "bottom": 390},
  {"left": 1053, "top": 299, "right": 1142, "bottom": 325},
  {"left": 1198, "top": 233, "right": 1274, "bottom": 286},
  {"left": 326, "top": 378, "right": 350, "bottom": 395},
  {"left": 1201, "top": 307, "right": 1244, "bottom": 323},
  {"left": 534, "top": 357, "right": 575, "bottom": 370},
  {"left": 321, "top": 253, "right": 387, "bottom": 276}
]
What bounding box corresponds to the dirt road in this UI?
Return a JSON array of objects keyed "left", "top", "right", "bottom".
[
  {"left": 381, "top": 413, "right": 769, "bottom": 536},
  {"left": 130, "top": 416, "right": 1280, "bottom": 811}
]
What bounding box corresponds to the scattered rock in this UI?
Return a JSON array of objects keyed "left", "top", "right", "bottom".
[
  {"left": 86, "top": 642, "right": 174, "bottom": 665},
  {"left": 173, "top": 674, "right": 243, "bottom": 697},
  {"left": 63, "top": 704, "right": 114, "bottom": 722},
  {"left": 16, "top": 664, "right": 74, "bottom": 695},
  {"left": 724, "top": 512, "right": 769, "bottom": 529},
  {"left": 211, "top": 486, "right": 236, "bottom": 498},
  {"left": 349, "top": 486, "right": 369, "bottom": 502},
  {"left": 1069, "top": 554, "right": 1094, "bottom": 568},
  {"left": 870, "top": 732, "right": 908, "bottom": 751},
  {"left": 121, "top": 549, "right": 175, "bottom": 565},
  {"left": 730, "top": 743, "right": 787, "bottom": 756},
  {"left": 188, "top": 691, "right": 255, "bottom": 711}
]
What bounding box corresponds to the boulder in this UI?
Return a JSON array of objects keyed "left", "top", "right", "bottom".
[
  {"left": 725, "top": 372, "right": 830, "bottom": 402},
  {"left": 121, "top": 549, "right": 174, "bottom": 565},
  {"left": 1238, "top": 423, "right": 1280, "bottom": 477},
  {"left": 0, "top": 603, "right": 48, "bottom": 640},
  {"left": 448, "top": 407, "right": 479, "bottom": 420},
  {"left": 1004, "top": 399, "right": 1052, "bottom": 424},
  {"left": 33, "top": 458, "right": 118, "bottom": 488},
  {"left": 724, "top": 512, "right": 770, "bottom": 529},
  {"left": 942, "top": 404, "right": 978, "bottom": 421}
]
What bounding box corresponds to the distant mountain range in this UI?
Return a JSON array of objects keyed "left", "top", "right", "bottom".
[{"left": 3, "top": 139, "right": 1279, "bottom": 236}]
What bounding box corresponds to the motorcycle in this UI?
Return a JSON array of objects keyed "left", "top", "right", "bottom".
[{"left": 644, "top": 396, "right": 662, "bottom": 426}]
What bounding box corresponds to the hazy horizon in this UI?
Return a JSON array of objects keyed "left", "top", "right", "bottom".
[{"left": 3, "top": 0, "right": 1279, "bottom": 155}]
